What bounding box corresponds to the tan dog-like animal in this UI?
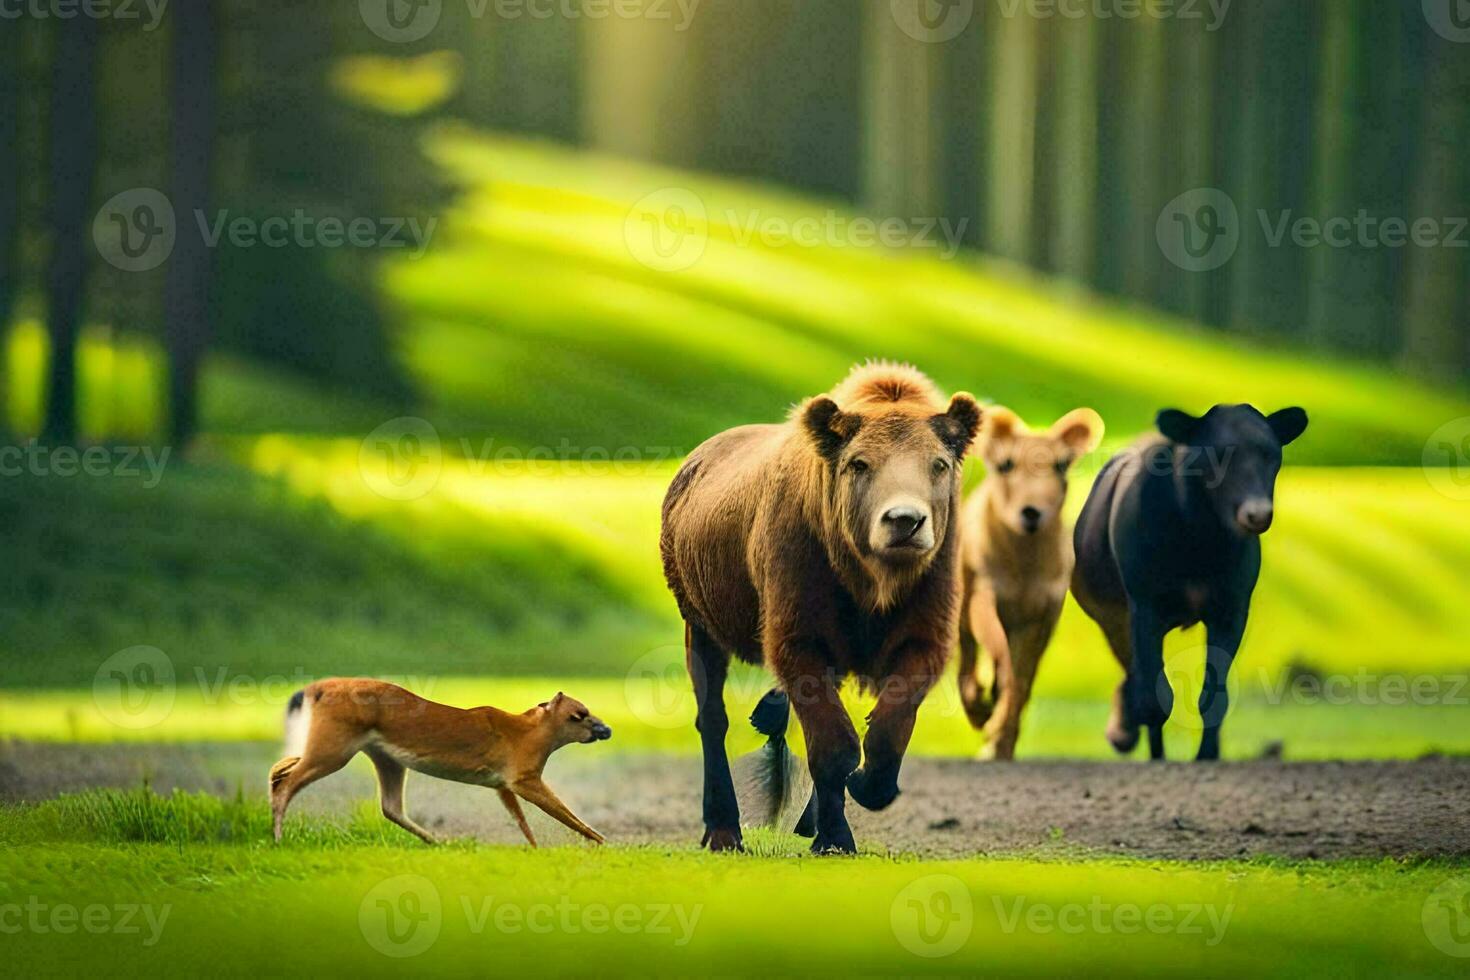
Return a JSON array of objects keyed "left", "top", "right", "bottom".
[
  {"left": 958, "top": 407, "right": 1104, "bottom": 759},
  {"left": 269, "top": 679, "right": 611, "bottom": 845}
]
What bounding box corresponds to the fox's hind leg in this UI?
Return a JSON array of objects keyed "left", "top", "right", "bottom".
[
  {"left": 270, "top": 743, "right": 355, "bottom": 841},
  {"left": 367, "top": 749, "right": 438, "bottom": 845}
]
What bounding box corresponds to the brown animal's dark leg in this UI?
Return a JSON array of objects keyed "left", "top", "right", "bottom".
[
  {"left": 849, "top": 649, "right": 939, "bottom": 811},
  {"left": 781, "top": 660, "right": 859, "bottom": 854},
  {"left": 1197, "top": 611, "right": 1246, "bottom": 762},
  {"left": 497, "top": 788, "right": 537, "bottom": 847},
  {"left": 270, "top": 745, "right": 354, "bottom": 842},
  {"left": 688, "top": 622, "right": 743, "bottom": 852}
]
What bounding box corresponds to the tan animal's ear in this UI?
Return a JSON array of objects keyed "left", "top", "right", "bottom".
[
  {"left": 802, "top": 396, "right": 862, "bottom": 459},
  {"left": 932, "top": 393, "right": 983, "bottom": 458},
  {"left": 983, "top": 406, "right": 1020, "bottom": 445},
  {"left": 1051, "top": 408, "right": 1104, "bottom": 456}
]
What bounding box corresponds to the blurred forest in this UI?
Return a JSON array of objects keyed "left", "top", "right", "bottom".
[{"left": 1, "top": 0, "right": 1466, "bottom": 448}]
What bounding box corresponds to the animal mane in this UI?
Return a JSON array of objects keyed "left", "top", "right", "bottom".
[{"left": 828, "top": 361, "right": 944, "bottom": 413}]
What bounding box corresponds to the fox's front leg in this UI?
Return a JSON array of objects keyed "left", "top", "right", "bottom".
[
  {"left": 512, "top": 776, "right": 605, "bottom": 844},
  {"left": 497, "top": 787, "right": 537, "bottom": 847}
]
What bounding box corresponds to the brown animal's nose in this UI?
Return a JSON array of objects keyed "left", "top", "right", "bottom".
[
  {"left": 1237, "top": 499, "right": 1274, "bottom": 534},
  {"left": 1020, "top": 506, "right": 1042, "bottom": 533},
  {"left": 882, "top": 506, "right": 926, "bottom": 542}
]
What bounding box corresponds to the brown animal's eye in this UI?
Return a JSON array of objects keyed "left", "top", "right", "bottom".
[
  {"left": 932, "top": 458, "right": 949, "bottom": 476},
  {"left": 572, "top": 712, "right": 587, "bottom": 722},
  {"left": 847, "top": 458, "right": 869, "bottom": 475},
  {"left": 997, "top": 459, "right": 1015, "bottom": 474}
]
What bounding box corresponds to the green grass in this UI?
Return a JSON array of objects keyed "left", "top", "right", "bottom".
[{"left": 0, "top": 789, "right": 1465, "bottom": 977}]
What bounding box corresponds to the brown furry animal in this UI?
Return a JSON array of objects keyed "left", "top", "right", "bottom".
[
  {"left": 269, "top": 679, "right": 611, "bottom": 845},
  {"left": 957, "top": 406, "right": 1104, "bottom": 759},
  {"left": 660, "top": 363, "right": 981, "bottom": 854}
]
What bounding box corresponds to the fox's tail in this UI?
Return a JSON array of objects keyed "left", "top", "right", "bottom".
[
  {"left": 283, "top": 688, "right": 310, "bottom": 757},
  {"left": 742, "top": 688, "right": 800, "bottom": 828}
]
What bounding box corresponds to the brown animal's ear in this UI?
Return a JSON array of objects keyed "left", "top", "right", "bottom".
[
  {"left": 1267, "top": 407, "right": 1308, "bottom": 446},
  {"left": 802, "top": 396, "right": 861, "bottom": 459},
  {"left": 1051, "top": 408, "right": 1105, "bottom": 456},
  {"left": 932, "top": 393, "right": 983, "bottom": 458}
]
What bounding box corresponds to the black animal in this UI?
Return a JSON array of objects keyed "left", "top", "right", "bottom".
[{"left": 1071, "top": 404, "right": 1308, "bottom": 761}]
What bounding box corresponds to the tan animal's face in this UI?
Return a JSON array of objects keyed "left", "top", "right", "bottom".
[
  {"left": 539, "top": 693, "right": 612, "bottom": 744},
  {"left": 805, "top": 394, "right": 982, "bottom": 566},
  {"left": 982, "top": 407, "right": 1104, "bottom": 536}
]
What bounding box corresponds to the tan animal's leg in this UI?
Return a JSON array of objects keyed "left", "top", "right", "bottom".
[
  {"left": 984, "top": 615, "right": 1057, "bottom": 760},
  {"left": 967, "top": 586, "right": 1014, "bottom": 754},
  {"left": 497, "top": 788, "right": 537, "bottom": 847},
  {"left": 957, "top": 602, "right": 991, "bottom": 729},
  {"left": 512, "top": 777, "right": 605, "bottom": 844},
  {"left": 270, "top": 746, "right": 355, "bottom": 842},
  {"left": 367, "top": 750, "right": 438, "bottom": 845}
]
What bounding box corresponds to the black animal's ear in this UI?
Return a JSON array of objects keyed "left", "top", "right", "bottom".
[
  {"left": 1156, "top": 409, "right": 1199, "bottom": 445},
  {"left": 802, "top": 396, "right": 861, "bottom": 459},
  {"left": 932, "top": 393, "right": 983, "bottom": 458},
  {"left": 1267, "top": 407, "right": 1308, "bottom": 446}
]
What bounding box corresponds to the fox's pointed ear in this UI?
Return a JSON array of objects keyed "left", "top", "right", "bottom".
[
  {"left": 1267, "top": 407, "right": 1308, "bottom": 446},
  {"left": 932, "top": 393, "right": 983, "bottom": 458},
  {"left": 1156, "top": 408, "right": 1199, "bottom": 445},
  {"left": 553, "top": 691, "right": 566, "bottom": 705}
]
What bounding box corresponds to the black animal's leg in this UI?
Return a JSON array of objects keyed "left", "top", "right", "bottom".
[
  {"left": 780, "top": 664, "right": 859, "bottom": 855},
  {"left": 1126, "top": 603, "right": 1171, "bottom": 761},
  {"left": 1197, "top": 613, "right": 1245, "bottom": 761},
  {"left": 688, "top": 623, "right": 742, "bottom": 852}
]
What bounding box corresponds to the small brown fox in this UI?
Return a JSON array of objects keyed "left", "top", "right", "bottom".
[{"left": 269, "top": 678, "right": 612, "bottom": 846}]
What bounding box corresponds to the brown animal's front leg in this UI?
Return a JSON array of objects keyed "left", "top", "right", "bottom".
[
  {"left": 512, "top": 776, "right": 605, "bottom": 845},
  {"left": 780, "top": 658, "right": 860, "bottom": 854},
  {"left": 498, "top": 788, "right": 537, "bottom": 847},
  {"left": 849, "top": 644, "right": 941, "bottom": 810},
  {"left": 688, "top": 623, "right": 743, "bottom": 852}
]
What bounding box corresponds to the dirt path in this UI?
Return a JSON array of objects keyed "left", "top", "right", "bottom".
[{"left": 3, "top": 741, "right": 1466, "bottom": 860}]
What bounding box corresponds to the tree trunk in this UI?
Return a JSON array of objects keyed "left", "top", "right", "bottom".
[
  {"left": 1048, "top": 13, "right": 1099, "bottom": 284},
  {"left": 0, "top": 23, "right": 19, "bottom": 338},
  {"left": 985, "top": 9, "right": 1038, "bottom": 265},
  {"left": 164, "top": 0, "right": 217, "bottom": 447},
  {"left": 1400, "top": 26, "right": 1470, "bottom": 379},
  {"left": 43, "top": 17, "right": 99, "bottom": 445}
]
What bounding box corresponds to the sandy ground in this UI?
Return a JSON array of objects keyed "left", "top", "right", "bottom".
[{"left": 3, "top": 740, "right": 1467, "bottom": 860}]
